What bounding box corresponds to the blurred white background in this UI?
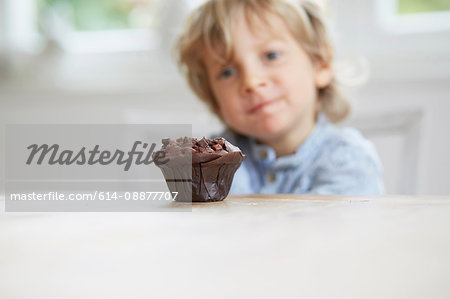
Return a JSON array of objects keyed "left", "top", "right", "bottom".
[{"left": 1, "top": 0, "right": 449, "bottom": 195}]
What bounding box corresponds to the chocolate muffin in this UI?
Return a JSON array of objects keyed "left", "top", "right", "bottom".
[{"left": 153, "top": 137, "right": 245, "bottom": 202}]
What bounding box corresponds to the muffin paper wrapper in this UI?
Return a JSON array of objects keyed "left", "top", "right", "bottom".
[{"left": 157, "top": 151, "right": 244, "bottom": 202}]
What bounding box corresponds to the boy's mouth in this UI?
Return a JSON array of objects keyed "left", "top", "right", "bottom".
[{"left": 247, "top": 99, "right": 280, "bottom": 114}]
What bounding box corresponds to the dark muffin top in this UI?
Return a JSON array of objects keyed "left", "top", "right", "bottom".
[
  {"left": 161, "top": 137, "right": 238, "bottom": 155},
  {"left": 155, "top": 137, "right": 242, "bottom": 165}
]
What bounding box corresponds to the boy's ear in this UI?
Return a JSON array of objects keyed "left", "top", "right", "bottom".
[{"left": 314, "top": 61, "right": 333, "bottom": 88}]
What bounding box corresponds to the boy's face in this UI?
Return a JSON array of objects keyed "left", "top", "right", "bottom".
[{"left": 204, "top": 11, "right": 332, "bottom": 145}]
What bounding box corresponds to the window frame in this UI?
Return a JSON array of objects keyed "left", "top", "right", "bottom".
[{"left": 376, "top": 0, "right": 450, "bottom": 34}]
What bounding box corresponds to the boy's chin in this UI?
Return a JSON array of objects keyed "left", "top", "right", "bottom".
[
  {"left": 254, "top": 132, "right": 286, "bottom": 145},
  {"left": 258, "top": 121, "right": 291, "bottom": 138},
  {"left": 250, "top": 127, "right": 291, "bottom": 144},
  {"left": 228, "top": 117, "right": 293, "bottom": 141}
]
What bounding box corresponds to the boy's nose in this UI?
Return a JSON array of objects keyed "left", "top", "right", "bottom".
[{"left": 242, "top": 69, "right": 267, "bottom": 94}]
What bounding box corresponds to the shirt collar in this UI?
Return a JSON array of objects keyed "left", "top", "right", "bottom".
[{"left": 249, "top": 113, "right": 330, "bottom": 171}]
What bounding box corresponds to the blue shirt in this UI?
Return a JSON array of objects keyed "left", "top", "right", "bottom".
[{"left": 220, "top": 114, "right": 385, "bottom": 195}]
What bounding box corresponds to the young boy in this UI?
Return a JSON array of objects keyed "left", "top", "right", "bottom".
[{"left": 175, "top": 0, "right": 384, "bottom": 194}]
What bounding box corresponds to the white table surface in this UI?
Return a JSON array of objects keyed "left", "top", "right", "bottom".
[{"left": 1, "top": 195, "right": 450, "bottom": 299}]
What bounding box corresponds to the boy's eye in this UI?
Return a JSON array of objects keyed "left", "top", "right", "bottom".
[
  {"left": 220, "top": 68, "right": 235, "bottom": 78},
  {"left": 265, "top": 51, "right": 279, "bottom": 60}
]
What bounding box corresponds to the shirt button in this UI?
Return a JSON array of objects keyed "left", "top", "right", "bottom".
[
  {"left": 267, "top": 173, "right": 276, "bottom": 183},
  {"left": 259, "top": 150, "right": 268, "bottom": 159}
]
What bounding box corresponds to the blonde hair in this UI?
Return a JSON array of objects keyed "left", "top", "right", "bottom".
[{"left": 175, "top": 0, "right": 350, "bottom": 123}]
